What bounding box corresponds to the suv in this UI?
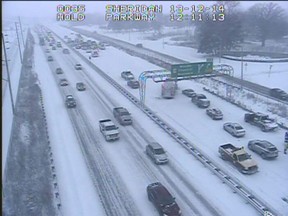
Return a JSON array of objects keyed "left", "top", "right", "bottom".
[
  {"left": 147, "top": 182, "right": 181, "bottom": 216},
  {"left": 146, "top": 142, "right": 168, "bottom": 164},
  {"left": 248, "top": 140, "right": 278, "bottom": 159}
]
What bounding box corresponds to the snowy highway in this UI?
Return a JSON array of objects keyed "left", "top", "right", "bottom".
[
  {"left": 26, "top": 24, "right": 287, "bottom": 216},
  {"left": 3, "top": 1, "right": 288, "bottom": 216},
  {"left": 3, "top": 18, "right": 288, "bottom": 216},
  {"left": 34, "top": 29, "right": 230, "bottom": 216}
]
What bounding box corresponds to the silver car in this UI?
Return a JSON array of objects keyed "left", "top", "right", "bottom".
[
  {"left": 223, "top": 122, "right": 245, "bottom": 137},
  {"left": 146, "top": 142, "right": 168, "bottom": 164},
  {"left": 248, "top": 140, "right": 278, "bottom": 159},
  {"left": 206, "top": 108, "right": 223, "bottom": 120}
]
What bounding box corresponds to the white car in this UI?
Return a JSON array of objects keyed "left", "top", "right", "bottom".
[{"left": 223, "top": 122, "right": 245, "bottom": 137}]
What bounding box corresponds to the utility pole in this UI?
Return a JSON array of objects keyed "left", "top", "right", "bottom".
[
  {"left": 241, "top": 46, "right": 244, "bottom": 81},
  {"left": 15, "top": 22, "right": 23, "bottom": 64},
  {"left": 2, "top": 33, "right": 15, "bottom": 115},
  {"left": 18, "top": 17, "right": 25, "bottom": 47}
]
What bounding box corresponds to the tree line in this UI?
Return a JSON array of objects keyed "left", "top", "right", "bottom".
[{"left": 75, "top": 1, "right": 288, "bottom": 54}]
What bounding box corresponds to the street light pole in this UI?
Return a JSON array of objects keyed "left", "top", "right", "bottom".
[
  {"left": 2, "top": 33, "right": 15, "bottom": 115},
  {"left": 241, "top": 46, "right": 244, "bottom": 81},
  {"left": 18, "top": 17, "right": 25, "bottom": 47},
  {"left": 15, "top": 22, "right": 23, "bottom": 64}
]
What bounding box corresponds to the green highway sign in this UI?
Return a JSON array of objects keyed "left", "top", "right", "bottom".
[{"left": 171, "top": 62, "right": 213, "bottom": 78}]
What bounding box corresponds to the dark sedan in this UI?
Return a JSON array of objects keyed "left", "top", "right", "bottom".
[
  {"left": 182, "top": 89, "right": 196, "bottom": 98},
  {"left": 127, "top": 80, "right": 140, "bottom": 89}
]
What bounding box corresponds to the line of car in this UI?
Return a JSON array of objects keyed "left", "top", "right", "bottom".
[
  {"left": 65, "top": 34, "right": 108, "bottom": 58},
  {"left": 47, "top": 34, "right": 281, "bottom": 168},
  {"left": 41, "top": 28, "right": 285, "bottom": 214},
  {"left": 182, "top": 88, "right": 280, "bottom": 162},
  {"left": 121, "top": 71, "right": 140, "bottom": 89}
]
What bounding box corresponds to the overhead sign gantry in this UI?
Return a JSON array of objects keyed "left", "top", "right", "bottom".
[{"left": 139, "top": 62, "right": 234, "bottom": 105}]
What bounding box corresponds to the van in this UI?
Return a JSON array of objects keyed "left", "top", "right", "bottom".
[{"left": 146, "top": 142, "right": 168, "bottom": 164}]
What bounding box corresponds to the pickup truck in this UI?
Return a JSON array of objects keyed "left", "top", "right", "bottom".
[
  {"left": 113, "top": 107, "right": 132, "bottom": 125},
  {"left": 244, "top": 112, "right": 278, "bottom": 132},
  {"left": 219, "top": 143, "right": 258, "bottom": 174},
  {"left": 99, "top": 119, "right": 120, "bottom": 141},
  {"left": 191, "top": 94, "right": 210, "bottom": 108}
]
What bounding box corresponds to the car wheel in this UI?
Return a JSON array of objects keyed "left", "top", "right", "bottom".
[
  {"left": 154, "top": 158, "right": 158, "bottom": 165},
  {"left": 248, "top": 144, "right": 253, "bottom": 151},
  {"left": 260, "top": 153, "right": 266, "bottom": 159},
  {"left": 220, "top": 153, "right": 227, "bottom": 160},
  {"left": 261, "top": 126, "right": 267, "bottom": 132},
  {"left": 148, "top": 193, "right": 152, "bottom": 201}
]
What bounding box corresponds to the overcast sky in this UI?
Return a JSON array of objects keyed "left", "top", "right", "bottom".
[{"left": 3, "top": 1, "right": 288, "bottom": 20}]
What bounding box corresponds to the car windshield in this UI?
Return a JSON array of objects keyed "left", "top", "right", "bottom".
[
  {"left": 198, "top": 95, "right": 206, "bottom": 99},
  {"left": 120, "top": 110, "right": 129, "bottom": 115},
  {"left": 154, "top": 148, "right": 165, "bottom": 154},
  {"left": 238, "top": 153, "right": 250, "bottom": 161},
  {"left": 106, "top": 125, "right": 117, "bottom": 130},
  {"left": 235, "top": 125, "right": 243, "bottom": 130},
  {"left": 268, "top": 147, "right": 277, "bottom": 151},
  {"left": 161, "top": 196, "right": 175, "bottom": 206}
]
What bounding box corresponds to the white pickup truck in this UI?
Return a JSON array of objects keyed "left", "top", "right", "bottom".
[{"left": 99, "top": 119, "right": 119, "bottom": 141}]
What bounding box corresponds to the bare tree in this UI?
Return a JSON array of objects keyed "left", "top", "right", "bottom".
[
  {"left": 248, "top": 2, "right": 288, "bottom": 47},
  {"left": 196, "top": 1, "right": 243, "bottom": 54}
]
